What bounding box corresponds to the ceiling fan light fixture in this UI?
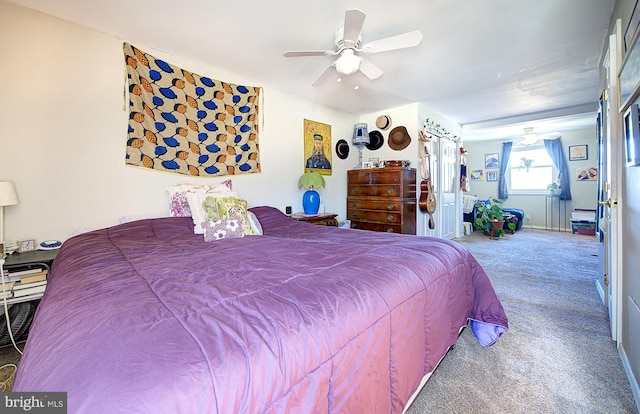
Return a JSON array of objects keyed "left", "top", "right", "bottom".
[
  {"left": 336, "top": 49, "right": 361, "bottom": 75},
  {"left": 520, "top": 127, "right": 539, "bottom": 145}
]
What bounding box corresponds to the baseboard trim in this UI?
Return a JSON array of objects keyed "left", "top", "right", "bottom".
[
  {"left": 521, "top": 225, "right": 571, "bottom": 232},
  {"left": 618, "top": 345, "right": 640, "bottom": 412},
  {"left": 595, "top": 279, "right": 606, "bottom": 306}
]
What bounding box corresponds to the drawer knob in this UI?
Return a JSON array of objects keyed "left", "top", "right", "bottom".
[
  {"left": 351, "top": 202, "right": 357, "bottom": 207},
  {"left": 387, "top": 188, "right": 395, "bottom": 194},
  {"left": 351, "top": 212, "right": 357, "bottom": 217},
  {"left": 351, "top": 189, "right": 357, "bottom": 194},
  {"left": 386, "top": 228, "right": 394, "bottom": 233},
  {"left": 387, "top": 215, "right": 394, "bottom": 221},
  {"left": 387, "top": 204, "right": 393, "bottom": 210}
]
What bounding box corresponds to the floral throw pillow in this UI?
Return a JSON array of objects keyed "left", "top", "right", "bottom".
[
  {"left": 203, "top": 218, "right": 244, "bottom": 242},
  {"left": 167, "top": 180, "right": 233, "bottom": 217}
]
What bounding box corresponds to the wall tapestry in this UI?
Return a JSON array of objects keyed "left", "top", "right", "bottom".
[
  {"left": 303, "top": 119, "right": 332, "bottom": 175},
  {"left": 123, "top": 42, "right": 261, "bottom": 176}
]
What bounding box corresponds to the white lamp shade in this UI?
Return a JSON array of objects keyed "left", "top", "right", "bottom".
[{"left": 0, "top": 182, "right": 18, "bottom": 206}]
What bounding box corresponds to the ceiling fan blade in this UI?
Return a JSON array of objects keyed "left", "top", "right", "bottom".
[
  {"left": 283, "top": 50, "right": 336, "bottom": 58},
  {"left": 361, "top": 30, "right": 423, "bottom": 54},
  {"left": 311, "top": 62, "right": 337, "bottom": 87},
  {"left": 343, "top": 9, "right": 366, "bottom": 42},
  {"left": 358, "top": 57, "right": 383, "bottom": 80}
]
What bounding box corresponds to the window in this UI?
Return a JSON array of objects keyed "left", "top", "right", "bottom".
[{"left": 509, "top": 145, "right": 554, "bottom": 192}]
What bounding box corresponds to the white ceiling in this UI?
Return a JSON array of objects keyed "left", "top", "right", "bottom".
[{"left": 7, "top": 0, "right": 615, "bottom": 141}]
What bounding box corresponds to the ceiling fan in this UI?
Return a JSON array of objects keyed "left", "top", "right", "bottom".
[{"left": 283, "top": 9, "right": 423, "bottom": 87}]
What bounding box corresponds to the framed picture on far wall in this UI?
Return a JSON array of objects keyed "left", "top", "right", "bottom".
[
  {"left": 484, "top": 153, "right": 499, "bottom": 169},
  {"left": 569, "top": 145, "right": 588, "bottom": 161},
  {"left": 486, "top": 170, "right": 497, "bottom": 182},
  {"left": 470, "top": 169, "right": 484, "bottom": 181}
]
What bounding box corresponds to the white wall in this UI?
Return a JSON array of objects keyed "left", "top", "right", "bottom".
[
  {"left": 0, "top": 1, "right": 358, "bottom": 243},
  {"left": 462, "top": 126, "right": 598, "bottom": 229},
  {"left": 0, "top": 1, "right": 466, "bottom": 244}
]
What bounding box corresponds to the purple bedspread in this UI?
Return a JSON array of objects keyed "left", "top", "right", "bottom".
[{"left": 13, "top": 206, "right": 507, "bottom": 413}]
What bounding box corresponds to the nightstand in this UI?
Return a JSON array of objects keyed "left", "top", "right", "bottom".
[
  {"left": 291, "top": 213, "right": 339, "bottom": 227},
  {"left": 3, "top": 249, "right": 58, "bottom": 305},
  {"left": 0, "top": 249, "right": 58, "bottom": 346}
]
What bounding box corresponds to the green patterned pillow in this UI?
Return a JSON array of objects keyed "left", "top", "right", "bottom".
[
  {"left": 203, "top": 196, "right": 220, "bottom": 222},
  {"left": 213, "top": 197, "right": 256, "bottom": 236}
]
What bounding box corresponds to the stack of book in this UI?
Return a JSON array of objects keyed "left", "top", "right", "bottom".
[{"left": 1, "top": 267, "right": 48, "bottom": 300}]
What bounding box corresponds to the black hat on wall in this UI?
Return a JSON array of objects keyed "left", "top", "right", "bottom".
[
  {"left": 366, "top": 130, "right": 384, "bottom": 151},
  {"left": 335, "top": 139, "right": 350, "bottom": 159}
]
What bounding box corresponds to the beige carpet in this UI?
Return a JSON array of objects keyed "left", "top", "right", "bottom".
[
  {"left": 0, "top": 341, "right": 23, "bottom": 392},
  {"left": 407, "top": 229, "right": 638, "bottom": 414}
]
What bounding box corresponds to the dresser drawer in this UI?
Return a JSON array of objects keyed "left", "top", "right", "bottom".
[
  {"left": 347, "top": 208, "right": 401, "bottom": 224},
  {"left": 350, "top": 220, "right": 401, "bottom": 233},
  {"left": 347, "top": 198, "right": 400, "bottom": 211},
  {"left": 348, "top": 185, "right": 404, "bottom": 198},
  {"left": 348, "top": 169, "right": 404, "bottom": 185}
]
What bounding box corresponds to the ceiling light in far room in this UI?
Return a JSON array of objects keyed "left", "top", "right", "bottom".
[
  {"left": 335, "top": 49, "right": 361, "bottom": 75},
  {"left": 519, "top": 157, "right": 534, "bottom": 172},
  {"left": 520, "top": 127, "right": 539, "bottom": 146}
]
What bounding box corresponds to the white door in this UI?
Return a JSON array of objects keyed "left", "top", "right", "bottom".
[
  {"left": 600, "top": 22, "right": 623, "bottom": 342},
  {"left": 439, "top": 139, "right": 457, "bottom": 239}
]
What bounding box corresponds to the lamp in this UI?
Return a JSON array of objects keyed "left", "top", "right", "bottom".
[
  {"left": 352, "top": 123, "right": 370, "bottom": 169},
  {"left": 336, "top": 49, "right": 361, "bottom": 75},
  {"left": 298, "top": 171, "right": 326, "bottom": 215},
  {"left": 0, "top": 181, "right": 19, "bottom": 243}
]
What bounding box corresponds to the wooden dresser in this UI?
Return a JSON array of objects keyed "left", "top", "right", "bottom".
[{"left": 347, "top": 167, "right": 417, "bottom": 234}]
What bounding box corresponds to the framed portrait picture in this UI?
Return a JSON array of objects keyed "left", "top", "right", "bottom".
[
  {"left": 303, "top": 119, "right": 332, "bottom": 175},
  {"left": 486, "top": 170, "right": 497, "bottom": 182},
  {"left": 569, "top": 145, "right": 588, "bottom": 161},
  {"left": 484, "top": 153, "right": 499, "bottom": 169},
  {"left": 361, "top": 161, "right": 374, "bottom": 169}
]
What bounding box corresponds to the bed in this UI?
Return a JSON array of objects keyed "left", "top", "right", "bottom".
[{"left": 13, "top": 206, "right": 507, "bottom": 413}]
